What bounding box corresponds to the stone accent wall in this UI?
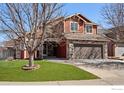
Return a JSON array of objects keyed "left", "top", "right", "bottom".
[
  {"left": 103, "top": 42, "right": 108, "bottom": 59},
  {"left": 69, "top": 43, "right": 74, "bottom": 59}
]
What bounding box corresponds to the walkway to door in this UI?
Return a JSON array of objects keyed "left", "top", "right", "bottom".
[{"left": 45, "top": 57, "right": 66, "bottom": 63}]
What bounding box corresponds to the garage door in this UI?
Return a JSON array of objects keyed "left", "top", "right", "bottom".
[{"left": 74, "top": 44, "right": 103, "bottom": 59}]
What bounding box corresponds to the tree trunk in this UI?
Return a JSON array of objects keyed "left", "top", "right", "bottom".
[{"left": 29, "top": 53, "right": 34, "bottom": 67}]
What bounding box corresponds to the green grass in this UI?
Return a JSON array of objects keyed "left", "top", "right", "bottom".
[{"left": 0, "top": 60, "right": 99, "bottom": 81}]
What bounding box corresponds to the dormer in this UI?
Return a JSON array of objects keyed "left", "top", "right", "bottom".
[{"left": 64, "top": 13, "right": 98, "bottom": 34}]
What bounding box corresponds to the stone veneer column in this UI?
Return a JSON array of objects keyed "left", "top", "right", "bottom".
[
  {"left": 38, "top": 44, "right": 43, "bottom": 59},
  {"left": 68, "top": 43, "right": 74, "bottom": 60},
  {"left": 104, "top": 42, "right": 108, "bottom": 59},
  {"left": 66, "top": 40, "right": 69, "bottom": 59}
]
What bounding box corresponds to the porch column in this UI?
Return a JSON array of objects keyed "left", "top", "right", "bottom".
[
  {"left": 38, "top": 44, "right": 43, "bottom": 59},
  {"left": 23, "top": 50, "right": 27, "bottom": 59},
  {"left": 103, "top": 42, "right": 108, "bottom": 59},
  {"left": 68, "top": 42, "right": 74, "bottom": 60},
  {"left": 66, "top": 40, "right": 69, "bottom": 59}
]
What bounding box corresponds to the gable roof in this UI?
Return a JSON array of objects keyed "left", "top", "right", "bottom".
[
  {"left": 0, "top": 47, "right": 5, "bottom": 52},
  {"left": 3, "top": 40, "right": 15, "bottom": 48},
  {"left": 109, "top": 26, "right": 124, "bottom": 32},
  {"left": 104, "top": 26, "right": 124, "bottom": 43},
  {"left": 65, "top": 13, "right": 98, "bottom": 25}
]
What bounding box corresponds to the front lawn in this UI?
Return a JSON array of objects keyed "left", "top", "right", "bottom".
[{"left": 0, "top": 60, "right": 99, "bottom": 81}]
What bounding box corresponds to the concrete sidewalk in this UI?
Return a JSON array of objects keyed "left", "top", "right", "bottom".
[{"left": 0, "top": 79, "right": 108, "bottom": 85}]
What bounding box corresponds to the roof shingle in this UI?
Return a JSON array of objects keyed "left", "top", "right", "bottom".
[{"left": 64, "top": 33, "right": 109, "bottom": 42}]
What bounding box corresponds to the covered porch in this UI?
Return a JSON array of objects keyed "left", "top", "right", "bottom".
[
  {"left": 36, "top": 41, "right": 66, "bottom": 59},
  {"left": 43, "top": 41, "right": 59, "bottom": 58}
]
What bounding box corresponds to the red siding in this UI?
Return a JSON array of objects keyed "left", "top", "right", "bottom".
[
  {"left": 26, "top": 50, "right": 29, "bottom": 59},
  {"left": 64, "top": 20, "right": 70, "bottom": 32},
  {"left": 108, "top": 40, "right": 115, "bottom": 56},
  {"left": 78, "top": 21, "right": 84, "bottom": 33},
  {"left": 93, "top": 25, "right": 97, "bottom": 34},
  {"left": 64, "top": 20, "right": 84, "bottom": 33},
  {"left": 56, "top": 42, "right": 66, "bottom": 58},
  {"left": 20, "top": 50, "right": 29, "bottom": 59},
  {"left": 21, "top": 51, "right": 24, "bottom": 59},
  {"left": 64, "top": 19, "right": 97, "bottom": 35}
]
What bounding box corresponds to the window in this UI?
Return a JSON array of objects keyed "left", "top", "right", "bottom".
[
  {"left": 85, "top": 25, "right": 92, "bottom": 33},
  {"left": 71, "top": 22, "right": 78, "bottom": 32}
]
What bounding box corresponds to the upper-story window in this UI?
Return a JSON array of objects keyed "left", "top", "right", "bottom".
[
  {"left": 71, "top": 22, "right": 78, "bottom": 32},
  {"left": 85, "top": 24, "right": 92, "bottom": 33}
]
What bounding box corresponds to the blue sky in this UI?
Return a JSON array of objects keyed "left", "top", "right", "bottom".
[
  {"left": 0, "top": 3, "right": 107, "bottom": 42},
  {"left": 64, "top": 3, "right": 107, "bottom": 27}
]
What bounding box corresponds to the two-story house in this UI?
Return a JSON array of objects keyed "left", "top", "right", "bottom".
[
  {"left": 62, "top": 13, "right": 108, "bottom": 59},
  {"left": 4, "top": 13, "right": 108, "bottom": 59}
]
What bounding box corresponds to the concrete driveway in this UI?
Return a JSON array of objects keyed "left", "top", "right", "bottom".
[
  {"left": 78, "top": 65, "right": 124, "bottom": 85},
  {"left": 47, "top": 59, "right": 124, "bottom": 85}
]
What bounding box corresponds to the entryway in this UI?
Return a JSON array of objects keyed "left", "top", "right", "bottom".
[
  {"left": 43, "top": 41, "right": 66, "bottom": 59},
  {"left": 43, "top": 41, "right": 58, "bottom": 58}
]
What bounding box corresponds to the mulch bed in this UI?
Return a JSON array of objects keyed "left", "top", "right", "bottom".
[{"left": 22, "top": 64, "right": 40, "bottom": 70}]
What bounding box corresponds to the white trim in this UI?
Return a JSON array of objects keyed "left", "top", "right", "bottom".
[
  {"left": 76, "top": 15, "right": 87, "bottom": 23},
  {"left": 65, "top": 13, "right": 98, "bottom": 25},
  {"left": 70, "top": 21, "right": 79, "bottom": 32},
  {"left": 65, "top": 13, "right": 88, "bottom": 23}
]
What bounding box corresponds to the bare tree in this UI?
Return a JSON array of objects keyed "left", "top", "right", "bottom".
[
  {"left": 101, "top": 3, "right": 124, "bottom": 40},
  {"left": 0, "top": 3, "right": 64, "bottom": 69}
]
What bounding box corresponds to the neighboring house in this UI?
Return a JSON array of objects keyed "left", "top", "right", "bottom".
[
  {"left": 0, "top": 47, "right": 15, "bottom": 59},
  {"left": 0, "top": 47, "right": 4, "bottom": 59},
  {"left": 104, "top": 26, "right": 124, "bottom": 58},
  {"left": 2, "top": 40, "right": 15, "bottom": 59},
  {"left": 3, "top": 13, "right": 108, "bottom": 59}
]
